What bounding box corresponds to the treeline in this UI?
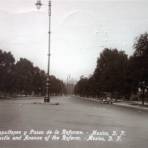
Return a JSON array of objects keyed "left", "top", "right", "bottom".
[
  {"left": 75, "top": 32, "right": 148, "bottom": 104},
  {"left": 0, "top": 49, "right": 66, "bottom": 97}
]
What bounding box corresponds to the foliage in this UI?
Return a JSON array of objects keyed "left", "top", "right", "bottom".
[
  {"left": 75, "top": 48, "right": 129, "bottom": 99},
  {"left": 0, "top": 50, "right": 15, "bottom": 94},
  {"left": 0, "top": 49, "right": 65, "bottom": 97},
  {"left": 75, "top": 32, "right": 148, "bottom": 104},
  {"left": 129, "top": 33, "right": 148, "bottom": 104}
]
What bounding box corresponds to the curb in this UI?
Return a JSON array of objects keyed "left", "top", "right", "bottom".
[
  {"left": 113, "top": 102, "right": 148, "bottom": 111},
  {"left": 77, "top": 96, "right": 148, "bottom": 111}
]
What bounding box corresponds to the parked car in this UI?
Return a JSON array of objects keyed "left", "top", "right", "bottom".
[{"left": 102, "top": 97, "right": 113, "bottom": 104}]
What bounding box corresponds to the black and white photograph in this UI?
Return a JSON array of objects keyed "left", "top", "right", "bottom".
[{"left": 0, "top": 0, "right": 148, "bottom": 148}]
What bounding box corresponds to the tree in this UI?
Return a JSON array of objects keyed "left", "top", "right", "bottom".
[
  {"left": 0, "top": 49, "right": 66, "bottom": 98},
  {"left": 129, "top": 32, "right": 148, "bottom": 105},
  {"left": 133, "top": 32, "right": 148, "bottom": 56},
  {"left": 75, "top": 48, "right": 129, "bottom": 100},
  {"left": 14, "top": 58, "right": 34, "bottom": 95},
  {"left": 49, "top": 75, "right": 66, "bottom": 96},
  {"left": 74, "top": 77, "right": 89, "bottom": 97},
  {"left": 0, "top": 50, "right": 15, "bottom": 95},
  {"left": 94, "top": 48, "right": 128, "bottom": 99},
  {"left": 32, "top": 67, "right": 46, "bottom": 96}
]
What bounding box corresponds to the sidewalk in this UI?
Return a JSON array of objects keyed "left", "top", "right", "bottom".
[
  {"left": 77, "top": 96, "right": 148, "bottom": 111},
  {"left": 113, "top": 101, "right": 148, "bottom": 111}
]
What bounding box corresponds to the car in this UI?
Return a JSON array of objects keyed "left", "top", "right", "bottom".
[{"left": 102, "top": 97, "right": 113, "bottom": 104}]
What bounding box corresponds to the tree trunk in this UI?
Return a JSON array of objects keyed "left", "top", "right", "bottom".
[{"left": 142, "top": 89, "right": 145, "bottom": 105}]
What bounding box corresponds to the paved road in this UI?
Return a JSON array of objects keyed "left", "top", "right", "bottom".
[{"left": 0, "top": 96, "right": 148, "bottom": 148}]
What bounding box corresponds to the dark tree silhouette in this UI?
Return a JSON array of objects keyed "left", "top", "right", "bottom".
[
  {"left": 0, "top": 49, "right": 66, "bottom": 98},
  {"left": 129, "top": 32, "right": 148, "bottom": 104},
  {"left": 0, "top": 50, "right": 15, "bottom": 95},
  {"left": 75, "top": 48, "right": 129, "bottom": 100},
  {"left": 14, "top": 58, "right": 34, "bottom": 95}
]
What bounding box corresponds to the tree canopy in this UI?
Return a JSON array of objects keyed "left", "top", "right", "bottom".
[
  {"left": 75, "top": 32, "right": 148, "bottom": 104},
  {"left": 0, "top": 49, "right": 66, "bottom": 97}
]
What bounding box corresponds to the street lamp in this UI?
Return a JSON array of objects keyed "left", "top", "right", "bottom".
[
  {"left": 35, "top": 0, "right": 42, "bottom": 9},
  {"left": 35, "top": 0, "right": 51, "bottom": 103}
]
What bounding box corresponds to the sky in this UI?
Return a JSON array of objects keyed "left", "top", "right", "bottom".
[{"left": 0, "top": 0, "right": 148, "bottom": 82}]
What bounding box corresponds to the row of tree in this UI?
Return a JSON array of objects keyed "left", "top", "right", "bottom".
[
  {"left": 74, "top": 32, "right": 148, "bottom": 104},
  {"left": 0, "top": 50, "right": 66, "bottom": 97}
]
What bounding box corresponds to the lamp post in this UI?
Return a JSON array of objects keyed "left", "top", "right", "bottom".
[{"left": 35, "top": 0, "right": 51, "bottom": 103}]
